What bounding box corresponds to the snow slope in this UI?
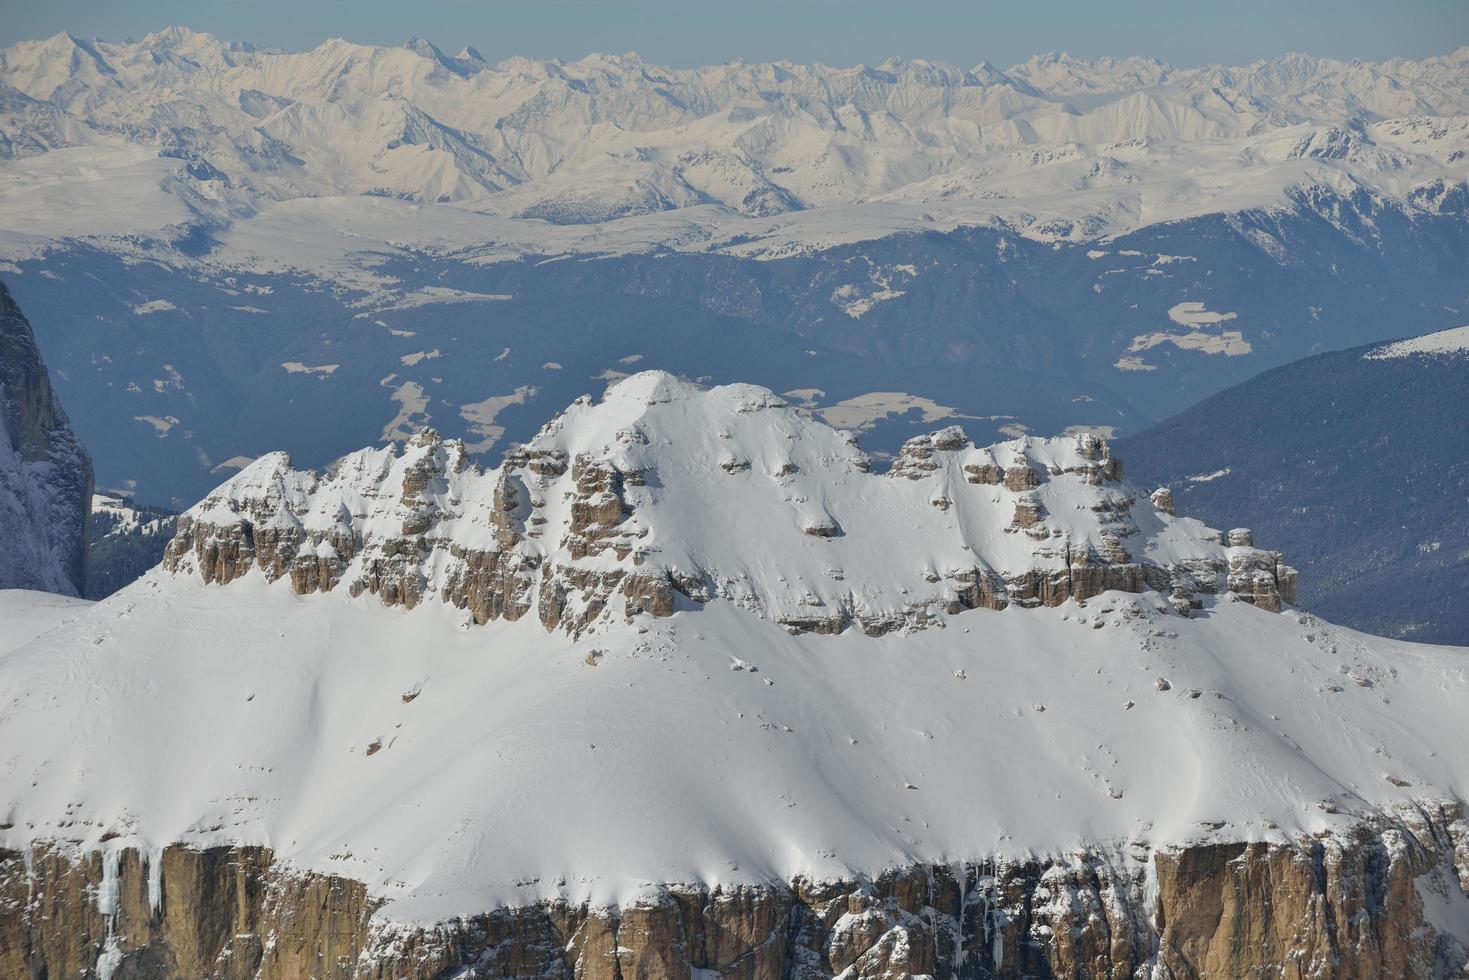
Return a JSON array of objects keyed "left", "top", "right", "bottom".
[
  {"left": 0, "top": 589, "right": 90, "bottom": 654},
  {"left": 1366, "top": 323, "right": 1469, "bottom": 358},
  {"left": 1, "top": 373, "right": 1464, "bottom": 925}
]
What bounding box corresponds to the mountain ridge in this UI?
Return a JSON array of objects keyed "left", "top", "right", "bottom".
[{"left": 160, "top": 370, "right": 1298, "bottom": 636}]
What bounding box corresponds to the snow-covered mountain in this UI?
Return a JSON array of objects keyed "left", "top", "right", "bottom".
[
  {"left": 1, "top": 373, "right": 1465, "bottom": 979},
  {"left": 2, "top": 31, "right": 1468, "bottom": 975},
  {"left": 160, "top": 371, "right": 1297, "bottom": 635},
  {"left": 0, "top": 279, "right": 91, "bottom": 594}
]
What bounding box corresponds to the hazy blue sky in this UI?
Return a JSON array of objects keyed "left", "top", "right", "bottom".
[{"left": 3, "top": 0, "right": 1467, "bottom": 68}]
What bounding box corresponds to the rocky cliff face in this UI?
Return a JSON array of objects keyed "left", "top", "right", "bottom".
[
  {"left": 161, "top": 373, "right": 1295, "bottom": 636},
  {"left": 0, "top": 278, "right": 91, "bottom": 595},
  {"left": 3, "top": 803, "right": 1466, "bottom": 980}
]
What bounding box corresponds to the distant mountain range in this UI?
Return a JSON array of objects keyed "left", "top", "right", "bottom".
[
  {"left": 1119, "top": 324, "right": 1469, "bottom": 644},
  {"left": 2, "top": 30, "right": 1465, "bottom": 238},
  {"left": 1, "top": 31, "right": 1466, "bottom": 507}
]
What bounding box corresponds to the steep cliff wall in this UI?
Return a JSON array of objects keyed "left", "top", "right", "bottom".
[
  {"left": 3, "top": 803, "right": 1466, "bottom": 979},
  {"left": 0, "top": 279, "right": 92, "bottom": 595}
]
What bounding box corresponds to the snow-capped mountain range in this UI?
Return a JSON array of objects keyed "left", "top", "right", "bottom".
[{"left": 1, "top": 29, "right": 1466, "bottom": 262}]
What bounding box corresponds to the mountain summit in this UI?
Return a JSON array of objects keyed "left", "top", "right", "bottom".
[{"left": 163, "top": 371, "right": 1297, "bottom": 635}]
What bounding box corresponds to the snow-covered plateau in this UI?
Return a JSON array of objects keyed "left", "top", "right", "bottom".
[
  {"left": 1, "top": 373, "right": 1464, "bottom": 940},
  {"left": 2, "top": 30, "right": 1469, "bottom": 967}
]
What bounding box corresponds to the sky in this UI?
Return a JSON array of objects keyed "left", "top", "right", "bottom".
[{"left": 2, "top": 0, "right": 1467, "bottom": 68}]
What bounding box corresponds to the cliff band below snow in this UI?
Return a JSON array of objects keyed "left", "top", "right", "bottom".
[{"left": 5, "top": 802, "right": 1468, "bottom": 980}]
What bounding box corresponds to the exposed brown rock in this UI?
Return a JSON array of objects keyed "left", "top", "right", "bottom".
[
  {"left": 1002, "top": 463, "right": 1042, "bottom": 491},
  {"left": 4, "top": 804, "right": 1464, "bottom": 979},
  {"left": 1011, "top": 494, "right": 1045, "bottom": 528},
  {"left": 1155, "top": 806, "right": 1469, "bottom": 979},
  {"left": 163, "top": 428, "right": 1300, "bottom": 637},
  {"left": 962, "top": 460, "right": 1003, "bottom": 485},
  {"left": 888, "top": 434, "right": 942, "bottom": 479},
  {"left": 801, "top": 517, "right": 841, "bottom": 538}
]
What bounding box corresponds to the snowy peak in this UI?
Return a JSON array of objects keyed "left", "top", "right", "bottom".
[
  {"left": 163, "top": 372, "right": 1296, "bottom": 635},
  {"left": 1006, "top": 51, "right": 1172, "bottom": 94},
  {"left": 402, "top": 37, "right": 485, "bottom": 77}
]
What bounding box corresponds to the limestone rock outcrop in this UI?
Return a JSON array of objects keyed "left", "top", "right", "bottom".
[
  {"left": 163, "top": 426, "right": 676, "bottom": 636},
  {"left": 162, "top": 373, "right": 1299, "bottom": 635}
]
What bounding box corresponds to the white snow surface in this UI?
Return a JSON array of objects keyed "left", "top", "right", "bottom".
[
  {"left": 0, "top": 32, "right": 1466, "bottom": 276},
  {"left": 0, "top": 589, "right": 90, "bottom": 654},
  {"left": 1, "top": 372, "right": 1466, "bottom": 925},
  {"left": 1365, "top": 324, "right": 1469, "bottom": 358}
]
